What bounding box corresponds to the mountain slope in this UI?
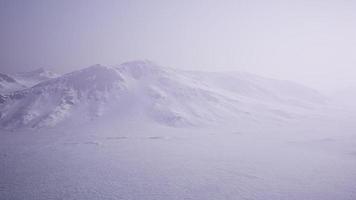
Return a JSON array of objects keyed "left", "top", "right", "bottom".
[
  {"left": 12, "top": 68, "right": 59, "bottom": 87},
  {"left": 0, "top": 73, "right": 25, "bottom": 94},
  {"left": 0, "top": 61, "right": 325, "bottom": 129}
]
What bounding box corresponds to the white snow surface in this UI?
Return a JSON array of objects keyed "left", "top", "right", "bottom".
[
  {"left": 1, "top": 113, "right": 356, "bottom": 200},
  {"left": 1, "top": 60, "right": 356, "bottom": 200}
]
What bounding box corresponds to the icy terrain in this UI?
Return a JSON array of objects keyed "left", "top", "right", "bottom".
[{"left": 1, "top": 60, "right": 356, "bottom": 200}]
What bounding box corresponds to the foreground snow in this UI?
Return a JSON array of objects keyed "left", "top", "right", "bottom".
[{"left": 1, "top": 107, "right": 356, "bottom": 200}]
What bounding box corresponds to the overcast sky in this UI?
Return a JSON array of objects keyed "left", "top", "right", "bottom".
[{"left": 1, "top": 0, "right": 356, "bottom": 90}]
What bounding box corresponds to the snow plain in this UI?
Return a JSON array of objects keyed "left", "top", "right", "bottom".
[{"left": 1, "top": 61, "right": 356, "bottom": 200}]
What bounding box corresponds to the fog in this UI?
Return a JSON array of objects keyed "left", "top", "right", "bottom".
[
  {"left": 1, "top": 0, "right": 356, "bottom": 91},
  {"left": 2, "top": 2, "right": 356, "bottom": 199}
]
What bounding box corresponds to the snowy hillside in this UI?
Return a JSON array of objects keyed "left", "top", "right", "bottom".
[
  {"left": 0, "top": 60, "right": 325, "bottom": 129},
  {"left": 0, "top": 73, "right": 25, "bottom": 94},
  {"left": 12, "top": 68, "right": 59, "bottom": 87},
  {"left": 0, "top": 68, "right": 58, "bottom": 94}
]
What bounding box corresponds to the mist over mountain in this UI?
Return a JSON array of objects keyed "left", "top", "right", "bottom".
[
  {"left": 0, "top": 60, "right": 326, "bottom": 129},
  {"left": 2, "top": 1, "right": 356, "bottom": 199}
]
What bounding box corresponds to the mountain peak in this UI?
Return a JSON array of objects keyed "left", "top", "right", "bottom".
[
  {"left": 79, "top": 64, "right": 111, "bottom": 72},
  {"left": 65, "top": 64, "right": 121, "bottom": 81}
]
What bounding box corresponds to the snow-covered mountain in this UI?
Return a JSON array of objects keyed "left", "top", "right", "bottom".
[
  {"left": 0, "top": 60, "right": 325, "bottom": 129},
  {"left": 12, "top": 68, "right": 59, "bottom": 87},
  {"left": 0, "top": 68, "right": 58, "bottom": 94},
  {"left": 0, "top": 73, "right": 26, "bottom": 94}
]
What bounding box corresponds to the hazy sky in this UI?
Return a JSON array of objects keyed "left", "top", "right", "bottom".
[{"left": 1, "top": 0, "right": 356, "bottom": 90}]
